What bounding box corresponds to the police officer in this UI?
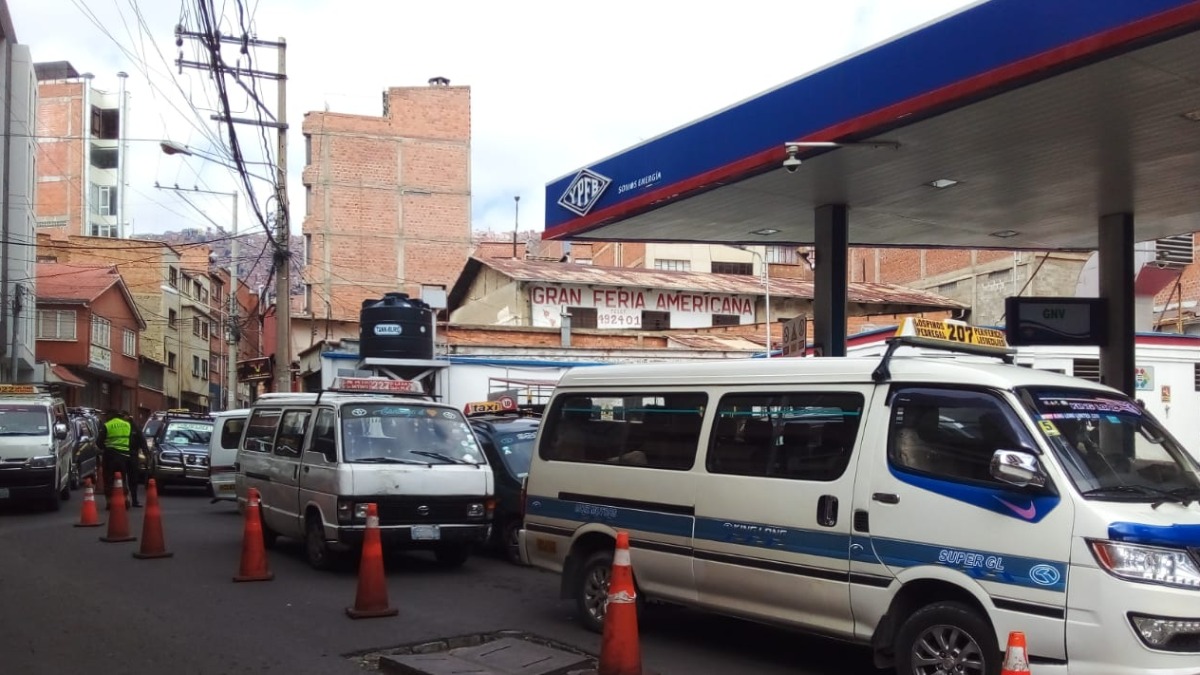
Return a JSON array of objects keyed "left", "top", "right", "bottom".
[{"left": 97, "top": 409, "right": 141, "bottom": 508}]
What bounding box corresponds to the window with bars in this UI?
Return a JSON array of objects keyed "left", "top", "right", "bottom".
[
  {"left": 37, "top": 309, "right": 76, "bottom": 340},
  {"left": 641, "top": 311, "right": 671, "bottom": 330},
  {"left": 653, "top": 259, "right": 691, "bottom": 272},
  {"left": 566, "top": 307, "right": 598, "bottom": 329},
  {"left": 765, "top": 246, "right": 798, "bottom": 265},
  {"left": 712, "top": 261, "right": 754, "bottom": 276},
  {"left": 122, "top": 329, "right": 136, "bottom": 357},
  {"left": 91, "top": 316, "right": 111, "bottom": 349},
  {"left": 1072, "top": 359, "right": 1101, "bottom": 382}
]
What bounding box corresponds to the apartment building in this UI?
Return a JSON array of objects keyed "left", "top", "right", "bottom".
[
  {"left": 0, "top": 11, "right": 36, "bottom": 383},
  {"left": 300, "top": 77, "right": 472, "bottom": 325},
  {"left": 33, "top": 61, "right": 128, "bottom": 238}
]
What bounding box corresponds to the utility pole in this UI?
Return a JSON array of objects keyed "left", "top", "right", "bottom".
[
  {"left": 175, "top": 25, "right": 290, "bottom": 393},
  {"left": 512, "top": 196, "right": 520, "bottom": 259},
  {"left": 274, "top": 38, "right": 290, "bottom": 394}
]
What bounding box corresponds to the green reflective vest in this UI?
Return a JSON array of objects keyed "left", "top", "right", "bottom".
[{"left": 105, "top": 418, "right": 132, "bottom": 455}]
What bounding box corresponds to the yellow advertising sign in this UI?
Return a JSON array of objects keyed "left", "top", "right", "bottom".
[
  {"left": 0, "top": 384, "right": 38, "bottom": 395},
  {"left": 896, "top": 318, "right": 1009, "bottom": 349}
]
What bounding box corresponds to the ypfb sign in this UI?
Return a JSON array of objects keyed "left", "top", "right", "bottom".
[{"left": 1005, "top": 297, "right": 1108, "bottom": 347}]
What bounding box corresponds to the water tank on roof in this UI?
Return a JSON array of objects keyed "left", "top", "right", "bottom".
[{"left": 359, "top": 293, "right": 433, "bottom": 360}]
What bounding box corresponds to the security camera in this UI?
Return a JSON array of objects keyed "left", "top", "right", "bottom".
[{"left": 782, "top": 143, "right": 802, "bottom": 173}]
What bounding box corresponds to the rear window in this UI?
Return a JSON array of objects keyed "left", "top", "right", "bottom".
[{"left": 219, "top": 417, "right": 247, "bottom": 450}]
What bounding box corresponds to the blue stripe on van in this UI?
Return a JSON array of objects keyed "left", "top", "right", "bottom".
[{"left": 527, "top": 494, "right": 1067, "bottom": 593}]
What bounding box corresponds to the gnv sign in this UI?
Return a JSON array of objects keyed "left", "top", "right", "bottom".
[{"left": 557, "top": 168, "right": 612, "bottom": 216}]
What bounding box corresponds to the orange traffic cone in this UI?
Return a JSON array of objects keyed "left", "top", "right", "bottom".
[
  {"left": 133, "top": 479, "right": 173, "bottom": 559},
  {"left": 99, "top": 472, "right": 136, "bottom": 543},
  {"left": 598, "top": 531, "right": 641, "bottom": 675},
  {"left": 345, "top": 503, "right": 397, "bottom": 619},
  {"left": 1001, "top": 631, "right": 1032, "bottom": 675},
  {"left": 233, "top": 487, "right": 274, "bottom": 582},
  {"left": 73, "top": 477, "right": 103, "bottom": 528}
]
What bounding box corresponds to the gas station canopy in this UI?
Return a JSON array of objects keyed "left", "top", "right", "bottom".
[{"left": 542, "top": 0, "right": 1200, "bottom": 250}]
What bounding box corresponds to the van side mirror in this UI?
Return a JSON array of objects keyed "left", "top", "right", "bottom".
[
  {"left": 53, "top": 423, "right": 69, "bottom": 440},
  {"left": 990, "top": 449, "right": 1046, "bottom": 488}
]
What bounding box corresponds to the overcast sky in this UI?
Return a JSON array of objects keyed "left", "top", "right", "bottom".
[{"left": 11, "top": 0, "right": 977, "bottom": 238}]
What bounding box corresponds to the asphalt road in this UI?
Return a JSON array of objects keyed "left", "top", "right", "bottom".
[{"left": 0, "top": 486, "right": 881, "bottom": 675}]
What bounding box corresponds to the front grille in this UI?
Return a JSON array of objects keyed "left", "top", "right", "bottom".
[
  {"left": 373, "top": 496, "right": 480, "bottom": 525},
  {"left": 0, "top": 468, "right": 53, "bottom": 488}
]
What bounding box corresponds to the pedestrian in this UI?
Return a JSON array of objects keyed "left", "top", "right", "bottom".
[
  {"left": 122, "top": 411, "right": 149, "bottom": 502},
  {"left": 96, "top": 409, "right": 141, "bottom": 509}
]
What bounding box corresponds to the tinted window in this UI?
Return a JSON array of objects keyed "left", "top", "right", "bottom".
[
  {"left": 243, "top": 409, "right": 282, "bottom": 453},
  {"left": 540, "top": 392, "right": 707, "bottom": 470},
  {"left": 707, "top": 392, "right": 863, "bottom": 481},
  {"left": 162, "top": 420, "right": 213, "bottom": 447},
  {"left": 220, "top": 417, "right": 247, "bottom": 450},
  {"left": 889, "top": 388, "right": 1033, "bottom": 486},
  {"left": 490, "top": 425, "right": 538, "bottom": 478},
  {"left": 307, "top": 409, "right": 337, "bottom": 460}
]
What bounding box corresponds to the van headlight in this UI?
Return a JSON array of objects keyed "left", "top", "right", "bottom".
[
  {"left": 27, "top": 455, "right": 57, "bottom": 469},
  {"left": 336, "top": 500, "right": 370, "bottom": 524},
  {"left": 1090, "top": 540, "right": 1200, "bottom": 590}
]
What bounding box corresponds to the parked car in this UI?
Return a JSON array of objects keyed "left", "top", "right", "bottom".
[
  {"left": 465, "top": 401, "right": 539, "bottom": 564},
  {"left": 67, "top": 413, "right": 100, "bottom": 490},
  {"left": 145, "top": 411, "right": 215, "bottom": 487}
]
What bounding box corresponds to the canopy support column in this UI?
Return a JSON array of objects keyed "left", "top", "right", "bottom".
[
  {"left": 1099, "top": 213, "right": 1135, "bottom": 396},
  {"left": 814, "top": 204, "right": 849, "bottom": 357}
]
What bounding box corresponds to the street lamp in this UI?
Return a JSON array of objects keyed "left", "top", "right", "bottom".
[
  {"left": 159, "top": 140, "right": 274, "bottom": 183},
  {"left": 731, "top": 245, "right": 771, "bottom": 358}
]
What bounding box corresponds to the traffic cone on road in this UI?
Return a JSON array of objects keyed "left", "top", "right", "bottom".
[
  {"left": 598, "top": 531, "right": 641, "bottom": 675},
  {"left": 1000, "top": 631, "right": 1032, "bottom": 675},
  {"left": 73, "top": 477, "right": 103, "bottom": 528},
  {"left": 345, "top": 503, "right": 397, "bottom": 619},
  {"left": 233, "top": 487, "right": 274, "bottom": 582},
  {"left": 99, "top": 473, "right": 136, "bottom": 543},
  {"left": 132, "top": 479, "right": 173, "bottom": 559}
]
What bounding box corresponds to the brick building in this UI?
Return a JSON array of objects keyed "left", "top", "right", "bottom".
[
  {"left": 34, "top": 263, "right": 144, "bottom": 409},
  {"left": 300, "top": 77, "right": 472, "bottom": 327},
  {"left": 33, "top": 62, "right": 128, "bottom": 238}
]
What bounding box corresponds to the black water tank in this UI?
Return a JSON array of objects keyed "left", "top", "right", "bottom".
[{"left": 359, "top": 293, "right": 434, "bottom": 360}]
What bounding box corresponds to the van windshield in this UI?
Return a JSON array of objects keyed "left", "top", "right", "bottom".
[
  {"left": 340, "top": 403, "right": 484, "bottom": 465},
  {"left": 1022, "top": 387, "right": 1200, "bottom": 502},
  {"left": 162, "top": 421, "right": 213, "bottom": 447},
  {"left": 0, "top": 405, "right": 48, "bottom": 435}
]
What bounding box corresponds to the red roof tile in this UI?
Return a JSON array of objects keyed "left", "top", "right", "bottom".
[{"left": 35, "top": 263, "right": 121, "bottom": 303}]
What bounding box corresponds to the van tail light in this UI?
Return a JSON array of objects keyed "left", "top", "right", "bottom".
[{"left": 486, "top": 498, "right": 496, "bottom": 519}]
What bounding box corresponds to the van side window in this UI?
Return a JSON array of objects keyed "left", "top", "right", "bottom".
[
  {"left": 220, "top": 418, "right": 246, "bottom": 450},
  {"left": 242, "top": 408, "right": 282, "bottom": 453},
  {"left": 541, "top": 392, "right": 707, "bottom": 470},
  {"left": 274, "top": 410, "right": 312, "bottom": 458},
  {"left": 707, "top": 392, "right": 863, "bottom": 481},
  {"left": 307, "top": 409, "right": 336, "bottom": 460},
  {"left": 888, "top": 388, "right": 1033, "bottom": 485}
]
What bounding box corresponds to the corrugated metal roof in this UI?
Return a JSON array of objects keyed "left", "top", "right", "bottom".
[
  {"left": 35, "top": 263, "right": 120, "bottom": 303},
  {"left": 469, "top": 257, "right": 965, "bottom": 309}
]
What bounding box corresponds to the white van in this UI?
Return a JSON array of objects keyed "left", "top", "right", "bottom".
[
  {"left": 234, "top": 378, "right": 494, "bottom": 570},
  {"left": 0, "top": 384, "right": 73, "bottom": 510},
  {"left": 521, "top": 319, "right": 1200, "bottom": 675},
  {"left": 209, "top": 408, "right": 249, "bottom": 503}
]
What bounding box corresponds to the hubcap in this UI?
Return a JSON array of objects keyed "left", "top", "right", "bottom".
[
  {"left": 911, "top": 624, "right": 985, "bottom": 675},
  {"left": 583, "top": 565, "right": 611, "bottom": 622}
]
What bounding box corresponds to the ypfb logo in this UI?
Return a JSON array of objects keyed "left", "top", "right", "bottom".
[
  {"left": 1029, "top": 564, "right": 1062, "bottom": 587},
  {"left": 557, "top": 168, "right": 612, "bottom": 217}
]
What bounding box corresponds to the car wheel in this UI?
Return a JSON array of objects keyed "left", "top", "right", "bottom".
[
  {"left": 575, "top": 549, "right": 614, "bottom": 633},
  {"left": 502, "top": 520, "right": 525, "bottom": 566},
  {"left": 305, "top": 515, "right": 335, "bottom": 571},
  {"left": 894, "top": 601, "right": 1000, "bottom": 675},
  {"left": 434, "top": 544, "right": 470, "bottom": 569}
]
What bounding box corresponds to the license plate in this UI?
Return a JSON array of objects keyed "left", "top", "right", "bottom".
[
  {"left": 411, "top": 525, "right": 440, "bottom": 541},
  {"left": 219, "top": 484, "right": 235, "bottom": 492},
  {"left": 0, "top": 488, "right": 8, "bottom": 499}
]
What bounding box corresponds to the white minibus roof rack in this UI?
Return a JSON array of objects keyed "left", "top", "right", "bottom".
[{"left": 871, "top": 318, "right": 1016, "bottom": 383}]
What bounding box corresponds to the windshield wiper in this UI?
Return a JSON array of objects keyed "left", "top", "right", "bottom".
[
  {"left": 408, "top": 450, "right": 472, "bottom": 465},
  {"left": 1081, "top": 484, "right": 1193, "bottom": 508},
  {"left": 351, "top": 456, "right": 428, "bottom": 465}
]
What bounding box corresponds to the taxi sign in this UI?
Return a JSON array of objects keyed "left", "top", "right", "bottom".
[
  {"left": 332, "top": 377, "right": 422, "bottom": 394},
  {"left": 895, "top": 318, "right": 1009, "bottom": 350},
  {"left": 0, "top": 384, "right": 43, "bottom": 395},
  {"left": 463, "top": 395, "right": 518, "bottom": 417}
]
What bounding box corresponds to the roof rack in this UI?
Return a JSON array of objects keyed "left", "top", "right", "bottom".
[{"left": 871, "top": 318, "right": 1016, "bottom": 383}]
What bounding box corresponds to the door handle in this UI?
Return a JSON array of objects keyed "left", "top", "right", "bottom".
[
  {"left": 816, "top": 495, "right": 838, "bottom": 527},
  {"left": 872, "top": 492, "right": 900, "bottom": 504},
  {"left": 293, "top": 466, "right": 299, "bottom": 480}
]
